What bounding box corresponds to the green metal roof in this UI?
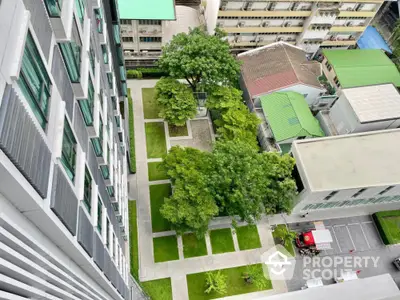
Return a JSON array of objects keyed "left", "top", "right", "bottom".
[
  {"left": 260, "top": 92, "right": 325, "bottom": 142},
  {"left": 323, "top": 49, "right": 400, "bottom": 88},
  {"left": 118, "top": 0, "right": 176, "bottom": 20}
]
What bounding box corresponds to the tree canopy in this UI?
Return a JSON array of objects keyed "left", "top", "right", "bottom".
[
  {"left": 158, "top": 27, "right": 241, "bottom": 92},
  {"left": 155, "top": 78, "right": 197, "bottom": 126}
]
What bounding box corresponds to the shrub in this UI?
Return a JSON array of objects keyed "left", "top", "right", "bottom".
[
  {"left": 127, "top": 88, "right": 136, "bottom": 173},
  {"left": 204, "top": 271, "right": 227, "bottom": 295},
  {"left": 126, "top": 70, "right": 143, "bottom": 79}
]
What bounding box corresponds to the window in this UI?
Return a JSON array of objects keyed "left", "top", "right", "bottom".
[
  {"left": 139, "top": 37, "right": 162, "bottom": 43},
  {"left": 61, "top": 119, "right": 77, "bottom": 181},
  {"left": 89, "top": 44, "right": 95, "bottom": 75},
  {"left": 325, "top": 61, "right": 332, "bottom": 71},
  {"left": 100, "top": 165, "right": 110, "bottom": 179},
  {"left": 59, "top": 18, "right": 81, "bottom": 82},
  {"left": 97, "top": 198, "right": 102, "bottom": 233},
  {"left": 106, "top": 186, "right": 115, "bottom": 197},
  {"left": 333, "top": 76, "right": 341, "bottom": 88},
  {"left": 111, "top": 96, "right": 117, "bottom": 110},
  {"left": 94, "top": 9, "right": 103, "bottom": 33},
  {"left": 120, "top": 19, "right": 131, "bottom": 25},
  {"left": 18, "top": 31, "right": 51, "bottom": 130},
  {"left": 44, "top": 0, "right": 63, "bottom": 17},
  {"left": 324, "top": 191, "right": 338, "bottom": 201},
  {"left": 122, "top": 37, "right": 133, "bottom": 43},
  {"left": 379, "top": 186, "right": 394, "bottom": 195},
  {"left": 107, "top": 145, "right": 111, "bottom": 163},
  {"left": 107, "top": 73, "right": 113, "bottom": 89},
  {"left": 113, "top": 234, "right": 117, "bottom": 260},
  {"left": 106, "top": 218, "right": 110, "bottom": 247},
  {"left": 83, "top": 167, "right": 92, "bottom": 213},
  {"left": 101, "top": 44, "right": 108, "bottom": 64},
  {"left": 139, "top": 20, "right": 161, "bottom": 25},
  {"left": 75, "top": 0, "right": 85, "bottom": 25},
  {"left": 91, "top": 117, "right": 103, "bottom": 156},
  {"left": 115, "top": 116, "right": 120, "bottom": 128},
  {"left": 79, "top": 77, "right": 95, "bottom": 126},
  {"left": 352, "top": 188, "right": 367, "bottom": 198}
]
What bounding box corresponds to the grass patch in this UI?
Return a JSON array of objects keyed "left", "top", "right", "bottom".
[
  {"left": 153, "top": 236, "right": 179, "bottom": 262},
  {"left": 142, "top": 278, "right": 173, "bottom": 300},
  {"left": 236, "top": 225, "right": 261, "bottom": 250},
  {"left": 168, "top": 123, "right": 189, "bottom": 137},
  {"left": 127, "top": 88, "right": 136, "bottom": 173},
  {"left": 148, "top": 162, "right": 168, "bottom": 181},
  {"left": 150, "top": 184, "right": 171, "bottom": 232},
  {"left": 142, "top": 88, "right": 160, "bottom": 119},
  {"left": 272, "top": 224, "right": 295, "bottom": 256},
  {"left": 145, "top": 122, "right": 167, "bottom": 158},
  {"left": 210, "top": 228, "right": 235, "bottom": 254},
  {"left": 373, "top": 210, "right": 400, "bottom": 245},
  {"left": 183, "top": 233, "right": 207, "bottom": 258},
  {"left": 128, "top": 201, "right": 139, "bottom": 280},
  {"left": 187, "top": 264, "right": 272, "bottom": 300}
]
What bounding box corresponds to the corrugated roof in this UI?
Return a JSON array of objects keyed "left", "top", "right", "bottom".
[
  {"left": 238, "top": 42, "right": 323, "bottom": 98},
  {"left": 323, "top": 49, "right": 400, "bottom": 88},
  {"left": 260, "top": 92, "right": 325, "bottom": 142},
  {"left": 357, "top": 26, "right": 392, "bottom": 53},
  {"left": 118, "top": 0, "right": 176, "bottom": 20}
]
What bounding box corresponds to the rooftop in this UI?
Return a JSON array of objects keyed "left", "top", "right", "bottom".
[
  {"left": 260, "top": 92, "right": 325, "bottom": 142},
  {"left": 292, "top": 129, "right": 400, "bottom": 191},
  {"left": 238, "top": 42, "right": 323, "bottom": 98},
  {"left": 357, "top": 26, "right": 392, "bottom": 54},
  {"left": 323, "top": 49, "right": 400, "bottom": 88},
  {"left": 118, "top": 0, "right": 176, "bottom": 20},
  {"left": 342, "top": 84, "right": 400, "bottom": 123}
]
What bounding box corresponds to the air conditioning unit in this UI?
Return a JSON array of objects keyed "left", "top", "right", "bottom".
[
  {"left": 269, "top": 2, "right": 276, "bottom": 10},
  {"left": 262, "top": 21, "right": 270, "bottom": 27},
  {"left": 346, "top": 21, "right": 353, "bottom": 26},
  {"left": 277, "top": 36, "right": 283, "bottom": 42},
  {"left": 237, "top": 21, "right": 245, "bottom": 27},
  {"left": 346, "top": 7, "right": 353, "bottom": 11},
  {"left": 257, "top": 37, "right": 264, "bottom": 42},
  {"left": 234, "top": 36, "right": 241, "bottom": 42},
  {"left": 298, "top": 22, "right": 304, "bottom": 26},
  {"left": 284, "top": 21, "right": 292, "bottom": 27},
  {"left": 221, "top": 5, "right": 226, "bottom": 10},
  {"left": 217, "top": 22, "right": 223, "bottom": 27}
]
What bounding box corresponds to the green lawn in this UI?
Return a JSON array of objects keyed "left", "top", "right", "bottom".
[
  {"left": 127, "top": 88, "right": 136, "bottom": 173},
  {"left": 236, "top": 225, "right": 262, "bottom": 250},
  {"left": 272, "top": 224, "right": 295, "bottom": 256},
  {"left": 373, "top": 210, "right": 400, "bottom": 245},
  {"left": 150, "top": 184, "right": 171, "bottom": 232},
  {"left": 187, "top": 264, "right": 272, "bottom": 300},
  {"left": 153, "top": 236, "right": 179, "bottom": 263},
  {"left": 210, "top": 228, "right": 235, "bottom": 254},
  {"left": 183, "top": 233, "right": 208, "bottom": 258},
  {"left": 142, "top": 278, "right": 173, "bottom": 300},
  {"left": 168, "top": 123, "right": 189, "bottom": 137},
  {"left": 128, "top": 201, "right": 139, "bottom": 280},
  {"left": 148, "top": 161, "right": 168, "bottom": 181},
  {"left": 142, "top": 88, "right": 161, "bottom": 119},
  {"left": 145, "top": 122, "right": 167, "bottom": 158}
]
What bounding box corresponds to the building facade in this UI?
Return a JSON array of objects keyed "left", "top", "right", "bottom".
[
  {"left": 205, "top": 0, "right": 384, "bottom": 55},
  {"left": 0, "top": 0, "right": 131, "bottom": 299}
]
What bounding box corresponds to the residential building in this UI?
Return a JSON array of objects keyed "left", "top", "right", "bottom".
[
  {"left": 118, "top": 0, "right": 201, "bottom": 67},
  {"left": 257, "top": 92, "right": 324, "bottom": 153},
  {"left": 0, "top": 0, "right": 132, "bottom": 299},
  {"left": 204, "top": 0, "right": 384, "bottom": 56},
  {"left": 317, "top": 84, "right": 400, "bottom": 136},
  {"left": 321, "top": 49, "right": 400, "bottom": 90},
  {"left": 238, "top": 42, "right": 327, "bottom": 108},
  {"left": 291, "top": 129, "right": 400, "bottom": 213}
]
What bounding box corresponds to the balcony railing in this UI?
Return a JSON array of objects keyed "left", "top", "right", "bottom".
[
  {"left": 44, "top": 0, "right": 63, "bottom": 17},
  {"left": 113, "top": 24, "right": 121, "bottom": 45}
]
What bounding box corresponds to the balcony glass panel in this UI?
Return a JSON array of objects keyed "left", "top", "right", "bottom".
[
  {"left": 61, "top": 119, "right": 77, "bottom": 181},
  {"left": 83, "top": 167, "right": 92, "bottom": 213},
  {"left": 45, "top": 0, "right": 63, "bottom": 17},
  {"left": 113, "top": 24, "right": 121, "bottom": 45},
  {"left": 119, "top": 66, "right": 126, "bottom": 81},
  {"left": 75, "top": 0, "right": 85, "bottom": 25},
  {"left": 101, "top": 44, "right": 109, "bottom": 64},
  {"left": 59, "top": 21, "right": 81, "bottom": 83},
  {"left": 94, "top": 9, "right": 103, "bottom": 33}
]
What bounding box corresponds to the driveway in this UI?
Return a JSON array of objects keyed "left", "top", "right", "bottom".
[{"left": 285, "top": 215, "right": 400, "bottom": 291}]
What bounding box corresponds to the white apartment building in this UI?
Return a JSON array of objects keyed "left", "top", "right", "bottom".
[
  {"left": 0, "top": 0, "right": 132, "bottom": 299},
  {"left": 291, "top": 129, "right": 400, "bottom": 213},
  {"left": 204, "top": 0, "right": 384, "bottom": 55}
]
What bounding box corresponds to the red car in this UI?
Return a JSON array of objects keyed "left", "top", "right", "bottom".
[{"left": 296, "top": 229, "right": 333, "bottom": 250}]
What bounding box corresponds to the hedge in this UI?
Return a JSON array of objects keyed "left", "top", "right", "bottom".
[
  {"left": 127, "top": 68, "right": 169, "bottom": 79},
  {"left": 127, "top": 88, "right": 136, "bottom": 173},
  {"left": 372, "top": 210, "right": 400, "bottom": 245}
]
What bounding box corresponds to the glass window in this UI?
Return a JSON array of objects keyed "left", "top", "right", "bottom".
[
  {"left": 107, "top": 145, "right": 111, "bottom": 163},
  {"left": 45, "top": 0, "right": 63, "bottom": 17},
  {"left": 61, "top": 119, "right": 77, "bottom": 181},
  {"left": 323, "top": 191, "right": 338, "bottom": 201},
  {"left": 94, "top": 9, "right": 103, "bottom": 33},
  {"left": 107, "top": 73, "right": 113, "bottom": 89},
  {"left": 75, "top": 0, "right": 85, "bottom": 25},
  {"left": 119, "top": 66, "right": 126, "bottom": 81},
  {"left": 101, "top": 44, "right": 108, "bottom": 64},
  {"left": 89, "top": 44, "right": 95, "bottom": 75},
  {"left": 83, "top": 167, "right": 92, "bottom": 213},
  {"left": 115, "top": 116, "right": 120, "bottom": 128},
  {"left": 122, "top": 37, "right": 133, "bottom": 43},
  {"left": 139, "top": 37, "right": 162, "bottom": 43},
  {"left": 79, "top": 77, "right": 95, "bottom": 126},
  {"left": 91, "top": 117, "right": 103, "bottom": 156},
  {"left": 100, "top": 165, "right": 110, "bottom": 179},
  {"left": 97, "top": 198, "right": 102, "bottom": 233},
  {"left": 106, "top": 186, "right": 115, "bottom": 197},
  {"left": 18, "top": 31, "right": 51, "bottom": 130},
  {"left": 106, "top": 218, "right": 110, "bottom": 247},
  {"left": 111, "top": 96, "right": 117, "bottom": 110},
  {"left": 113, "top": 24, "right": 121, "bottom": 44},
  {"left": 59, "top": 18, "right": 81, "bottom": 82}
]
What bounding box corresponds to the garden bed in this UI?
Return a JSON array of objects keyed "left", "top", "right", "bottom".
[
  {"left": 148, "top": 162, "right": 168, "bottom": 181},
  {"left": 183, "top": 233, "right": 208, "bottom": 258},
  {"left": 168, "top": 123, "right": 188, "bottom": 137},
  {"left": 150, "top": 184, "right": 171, "bottom": 232},
  {"left": 153, "top": 236, "right": 179, "bottom": 263},
  {"left": 128, "top": 201, "right": 139, "bottom": 279},
  {"left": 272, "top": 224, "right": 295, "bottom": 256},
  {"left": 210, "top": 228, "right": 235, "bottom": 254},
  {"left": 145, "top": 122, "right": 167, "bottom": 158},
  {"left": 373, "top": 210, "right": 400, "bottom": 245},
  {"left": 142, "top": 88, "right": 161, "bottom": 119},
  {"left": 236, "top": 225, "right": 261, "bottom": 250},
  {"left": 141, "top": 278, "right": 173, "bottom": 300}
]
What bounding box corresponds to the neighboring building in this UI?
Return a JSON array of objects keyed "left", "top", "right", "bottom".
[
  {"left": 0, "top": 0, "right": 132, "bottom": 299},
  {"left": 257, "top": 274, "right": 400, "bottom": 300},
  {"left": 321, "top": 49, "right": 400, "bottom": 90},
  {"left": 238, "top": 42, "right": 326, "bottom": 108},
  {"left": 118, "top": 0, "right": 201, "bottom": 68},
  {"left": 357, "top": 25, "right": 392, "bottom": 52},
  {"left": 257, "top": 92, "right": 324, "bottom": 153},
  {"left": 204, "top": 0, "right": 384, "bottom": 56},
  {"left": 291, "top": 129, "right": 400, "bottom": 213},
  {"left": 317, "top": 84, "right": 400, "bottom": 136}
]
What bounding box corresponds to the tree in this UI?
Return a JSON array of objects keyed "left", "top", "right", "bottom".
[
  {"left": 155, "top": 78, "right": 197, "bottom": 126},
  {"left": 204, "top": 271, "right": 227, "bottom": 295},
  {"left": 160, "top": 146, "right": 218, "bottom": 237},
  {"left": 207, "top": 87, "right": 260, "bottom": 148},
  {"left": 242, "top": 265, "right": 269, "bottom": 289},
  {"left": 158, "top": 27, "right": 241, "bottom": 92},
  {"left": 273, "top": 225, "right": 297, "bottom": 250},
  {"left": 209, "top": 140, "right": 297, "bottom": 223}
]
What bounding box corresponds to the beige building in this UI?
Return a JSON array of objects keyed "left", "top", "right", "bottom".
[{"left": 204, "top": 0, "right": 384, "bottom": 55}]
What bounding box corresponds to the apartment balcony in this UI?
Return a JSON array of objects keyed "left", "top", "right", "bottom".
[
  {"left": 338, "top": 10, "right": 375, "bottom": 17},
  {"left": 218, "top": 10, "right": 312, "bottom": 17},
  {"left": 321, "top": 39, "right": 357, "bottom": 46},
  {"left": 138, "top": 25, "right": 162, "bottom": 36},
  {"left": 223, "top": 26, "right": 303, "bottom": 33},
  {"left": 330, "top": 25, "right": 366, "bottom": 32}
]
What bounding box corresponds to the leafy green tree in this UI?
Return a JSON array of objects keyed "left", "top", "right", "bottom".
[
  {"left": 242, "top": 265, "right": 269, "bottom": 289},
  {"left": 204, "top": 271, "right": 227, "bottom": 295},
  {"left": 158, "top": 27, "right": 241, "bottom": 92},
  {"left": 155, "top": 78, "right": 197, "bottom": 126},
  {"left": 273, "top": 225, "right": 297, "bottom": 250},
  {"left": 209, "top": 140, "right": 297, "bottom": 223},
  {"left": 160, "top": 146, "right": 218, "bottom": 237}
]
